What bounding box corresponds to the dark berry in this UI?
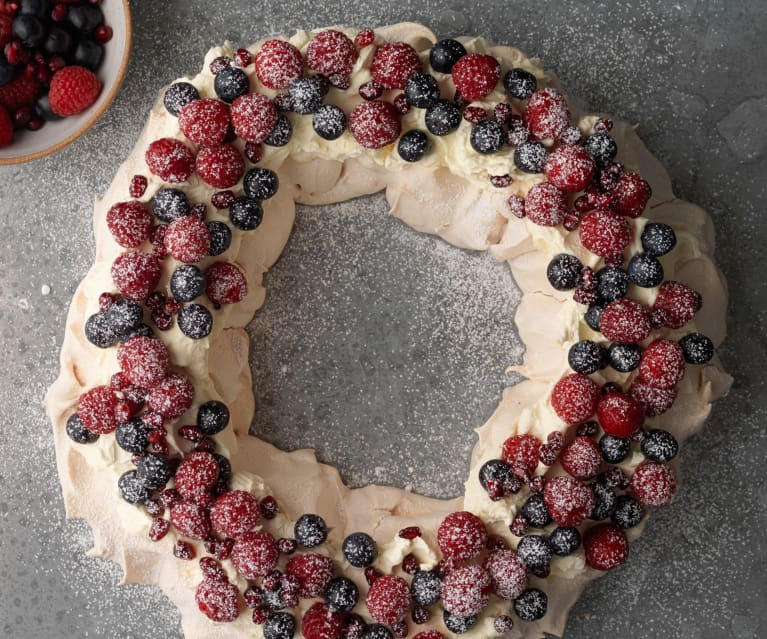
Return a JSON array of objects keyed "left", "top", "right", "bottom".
[
  {"left": 470, "top": 120, "right": 504, "bottom": 154},
  {"left": 361, "top": 624, "right": 394, "bottom": 639},
  {"left": 84, "top": 312, "right": 116, "bottom": 348},
  {"left": 229, "top": 197, "right": 264, "bottom": 231},
  {"left": 265, "top": 114, "right": 292, "bottom": 146},
  {"left": 493, "top": 615, "right": 514, "bottom": 634},
  {"left": 178, "top": 303, "right": 213, "bottom": 339},
  {"left": 264, "top": 612, "right": 296, "bottom": 639},
  {"left": 66, "top": 4, "right": 103, "bottom": 32},
  {"left": 44, "top": 27, "right": 73, "bottom": 56},
  {"left": 197, "top": 400, "right": 230, "bottom": 436},
  {"left": 152, "top": 188, "right": 189, "bottom": 223},
  {"left": 404, "top": 73, "right": 440, "bottom": 108},
  {"left": 443, "top": 610, "right": 477, "bottom": 634},
  {"left": 679, "top": 332, "right": 714, "bottom": 364},
  {"left": 313, "top": 104, "right": 347, "bottom": 140},
  {"left": 598, "top": 434, "right": 631, "bottom": 465},
  {"left": 590, "top": 482, "right": 616, "bottom": 521},
  {"left": 295, "top": 513, "right": 327, "bottom": 547},
  {"left": 342, "top": 532, "right": 377, "bottom": 567},
  {"left": 596, "top": 266, "right": 629, "bottom": 301},
  {"left": 66, "top": 413, "right": 99, "bottom": 444},
  {"left": 568, "top": 340, "right": 606, "bottom": 375},
  {"left": 608, "top": 343, "right": 642, "bottom": 373},
  {"left": 627, "top": 253, "right": 664, "bottom": 288},
  {"left": 0, "top": 58, "right": 18, "bottom": 88},
  {"left": 244, "top": 167, "right": 279, "bottom": 201},
  {"left": 424, "top": 100, "right": 460, "bottom": 136},
  {"left": 12, "top": 15, "right": 45, "bottom": 48},
  {"left": 106, "top": 298, "right": 143, "bottom": 336},
  {"left": 513, "top": 140, "right": 548, "bottom": 173},
  {"left": 213, "top": 452, "right": 232, "bottom": 483},
  {"left": 397, "top": 129, "right": 429, "bottom": 162},
  {"left": 641, "top": 222, "right": 676, "bottom": 257},
  {"left": 503, "top": 68, "right": 537, "bottom": 99},
  {"left": 410, "top": 569, "right": 441, "bottom": 606},
  {"left": 118, "top": 469, "right": 151, "bottom": 504},
  {"left": 478, "top": 459, "right": 513, "bottom": 499},
  {"left": 520, "top": 494, "right": 551, "bottom": 528},
  {"left": 516, "top": 535, "right": 552, "bottom": 571},
  {"left": 207, "top": 221, "right": 232, "bottom": 256},
  {"left": 584, "top": 132, "right": 617, "bottom": 168},
  {"left": 546, "top": 254, "right": 583, "bottom": 291},
  {"left": 214, "top": 66, "right": 249, "bottom": 103},
  {"left": 513, "top": 589, "right": 547, "bottom": 621},
  {"left": 119, "top": 323, "right": 155, "bottom": 343},
  {"left": 116, "top": 417, "right": 151, "bottom": 454},
  {"left": 324, "top": 577, "right": 359, "bottom": 612},
  {"left": 640, "top": 429, "right": 678, "bottom": 462},
  {"left": 429, "top": 38, "right": 466, "bottom": 73},
  {"left": 136, "top": 452, "right": 173, "bottom": 490},
  {"left": 164, "top": 82, "right": 200, "bottom": 116},
  {"left": 611, "top": 495, "right": 644, "bottom": 529},
  {"left": 585, "top": 301, "right": 608, "bottom": 332},
  {"left": 73, "top": 40, "right": 103, "bottom": 71},
  {"left": 170, "top": 265, "right": 206, "bottom": 302},
  {"left": 548, "top": 527, "right": 581, "bottom": 556},
  {"left": 289, "top": 76, "right": 324, "bottom": 114}
]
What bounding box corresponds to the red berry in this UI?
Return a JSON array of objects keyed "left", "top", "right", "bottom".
[
  {"left": 148, "top": 517, "right": 170, "bottom": 541},
  {"left": 597, "top": 392, "right": 644, "bottom": 438},
  {"left": 174, "top": 451, "right": 220, "bottom": 501},
  {"left": 164, "top": 216, "right": 210, "bottom": 264},
  {"left": 551, "top": 373, "right": 601, "bottom": 425},
  {"left": 366, "top": 575, "right": 410, "bottom": 625},
  {"left": 194, "top": 143, "right": 245, "bottom": 189},
  {"left": 129, "top": 174, "right": 148, "bottom": 198},
  {"left": 117, "top": 336, "right": 169, "bottom": 388},
  {"left": 47, "top": 65, "right": 101, "bottom": 116},
  {"left": 638, "top": 338, "right": 686, "bottom": 390},
  {"left": 146, "top": 372, "right": 194, "bottom": 418},
  {"left": 302, "top": 602, "right": 345, "bottom": 639},
  {"left": 0, "top": 106, "right": 12, "bottom": 147},
  {"left": 544, "top": 144, "right": 596, "bottom": 192},
  {"left": 652, "top": 280, "right": 702, "bottom": 329},
  {"left": 359, "top": 80, "right": 384, "bottom": 101},
  {"left": 543, "top": 475, "right": 596, "bottom": 527},
  {"left": 0, "top": 73, "right": 39, "bottom": 111},
  {"left": 77, "top": 385, "right": 127, "bottom": 434},
  {"left": 106, "top": 201, "right": 153, "bottom": 249},
  {"left": 560, "top": 436, "right": 602, "bottom": 480},
  {"left": 579, "top": 209, "right": 631, "bottom": 257},
  {"left": 211, "top": 490, "right": 261, "bottom": 538},
  {"left": 145, "top": 137, "right": 196, "bottom": 183},
  {"left": 523, "top": 181, "right": 568, "bottom": 227},
  {"left": 437, "top": 511, "right": 487, "bottom": 561},
  {"left": 195, "top": 578, "right": 240, "bottom": 622},
  {"left": 599, "top": 298, "right": 651, "bottom": 344},
  {"left": 613, "top": 172, "right": 651, "bottom": 218},
  {"left": 483, "top": 549, "right": 528, "bottom": 600},
  {"left": 231, "top": 92, "right": 278, "bottom": 143},
  {"left": 450, "top": 53, "right": 500, "bottom": 101},
  {"left": 441, "top": 564, "right": 491, "bottom": 617},
  {"left": 178, "top": 98, "right": 231, "bottom": 146},
  {"left": 285, "top": 552, "right": 334, "bottom": 597},
  {"left": 583, "top": 523, "right": 629, "bottom": 571},
  {"left": 230, "top": 529, "right": 278, "bottom": 579},
  {"left": 199, "top": 557, "right": 227, "bottom": 581},
  {"left": 306, "top": 29, "right": 358, "bottom": 75},
  {"left": 111, "top": 252, "right": 161, "bottom": 301},
  {"left": 170, "top": 500, "right": 211, "bottom": 539},
  {"left": 259, "top": 495, "right": 279, "bottom": 519},
  {"left": 255, "top": 39, "right": 303, "bottom": 89},
  {"left": 205, "top": 261, "right": 248, "bottom": 305},
  {"left": 525, "top": 88, "right": 571, "bottom": 140},
  {"left": 354, "top": 28, "right": 375, "bottom": 48},
  {"left": 95, "top": 25, "right": 113, "bottom": 44},
  {"left": 630, "top": 461, "right": 676, "bottom": 506},
  {"left": 501, "top": 434, "right": 541, "bottom": 474},
  {"left": 349, "top": 100, "right": 401, "bottom": 149},
  {"left": 234, "top": 48, "right": 253, "bottom": 67},
  {"left": 370, "top": 42, "right": 422, "bottom": 90},
  {"left": 629, "top": 380, "right": 677, "bottom": 417},
  {"left": 413, "top": 633, "right": 444, "bottom": 639}
]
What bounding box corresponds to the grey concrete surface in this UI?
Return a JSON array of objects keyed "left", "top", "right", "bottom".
[{"left": 0, "top": 0, "right": 765, "bottom": 637}]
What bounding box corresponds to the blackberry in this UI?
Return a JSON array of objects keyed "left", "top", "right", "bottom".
[
  {"left": 207, "top": 221, "right": 232, "bottom": 256},
  {"left": 265, "top": 114, "right": 293, "bottom": 146},
  {"left": 312, "top": 104, "right": 347, "bottom": 140},
  {"left": 214, "top": 66, "right": 249, "bottom": 103},
  {"left": 679, "top": 332, "right": 714, "bottom": 364},
  {"left": 136, "top": 453, "right": 173, "bottom": 490},
  {"left": 443, "top": 610, "right": 477, "bottom": 634},
  {"left": 106, "top": 298, "right": 143, "bottom": 336},
  {"left": 263, "top": 612, "right": 296, "bottom": 639},
  {"left": 410, "top": 569, "right": 441, "bottom": 606},
  {"left": 119, "top": 323, "right": 155, "bottom": 343},
  {"left": 585, "top": 301, "right": 608, "bottom": 332},
  {"left": 118, "top": 470, "right": 151, "bottom": 504},
  {"left": 84, "top": 312, "right": 116, "bottom": 348},
  {"left": 324, "top": 577, "right": 359, "bottom": 612},
  {"left": 405, "top": 73, "right": 440, "bottom": 108},
  {"left": 584, "top": 132, "right": 617, "bottom": 167},
  {"left": 342, "top": 532, "right": 377, "bottom": 568},
  {"left": 513, "top": 589, "right": 547, "bottom": 621},
  {"left": 66, "top": 413, "right": 99, "bottom": 444},
  {"left": 116, "top": 417, "right": 151, "bottom": 454},
  {"left": 596, "top": 266, "right": 629, "bottom": 301},
  {"left": 361, "top": 624, "right": 394, "bottom": 639},
  {"left": 516, "top": 535, "right": 552, "bottom": 571},
  {"left": 627, "top": 253, "right": 664, "bottom": 288},
  {"left": 608, "top": 343, "right": 642, "bottom": 373},
  {"left": 170, "top": 265, "right": 206, "bottom": 302},
  {"left": 397, "top": 130, "right": 430, "bottom": 162},
  {"left": 514, "top": 140, "right": 548, "bottom": 173},
  {"left": 546, "top": 254, "right": 583, "bottom": 291},
  {"left": 164, "top": 82, "right": 200, "bottom": 116},
  {"left": 429, "top": 38, "right": 466, "bottom": 73},
  {"left": 503, "top": 68, "right": 537, "bottom": 99},
  {"left": 640, "top": 429, "right": 679, "bottom": 462},
  {"left": 641, "top": 222, "right": 676, "bottom": 257},
  {"left": 568, "top": 340, "right": 606, "bottom": 375},
  {"left": 424, "top": 100, "right": 461, "bottom": 136},
  {"left": 294, "top": 513, "right": 327, "bottom": 547},
  {"left": 611, "top": 495, "right": 645, "bottom": 529},
  {"left": 590, "top": 482, "right": 616, "bottom": 520},
  {"left": 289, "top": 76, "right": 324, "bottom": 114},
  {"left": 520, "top": 493, "right": 551, "bottom": 528},
  {"left": 470, "top": 120, "right": 504, "bottom": 154},
  {"left": 229, "top": 197, "right": 264, "bottom": 231},
  {"left": 244, "top": 167, "right": 279, "bottom": 201},
  {"left": 548, "top": 526, "right": 581, "bottom": 556},
  {"left": 478, "top": 459, "right": 513, "bottom": 497},
  {"left": 599, "top": 434, "right": 631, "bottom": 464},
  {"left": 178, "top": 304, "right": 213, "bottom": 339},
  {"left": 152, "top": 188, "right": 189, "bottom": 223},
  {"left": 197, "top": 400, "right": 230, "bottom": 436}
]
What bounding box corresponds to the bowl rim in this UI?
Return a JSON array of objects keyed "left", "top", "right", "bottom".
[{"left": 0, "top": 0, "right": 133, "bottom": 166}]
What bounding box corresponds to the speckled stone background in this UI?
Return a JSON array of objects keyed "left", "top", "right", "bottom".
[{"left": 0, "top": 0, "right": 765, "bottom": 637}]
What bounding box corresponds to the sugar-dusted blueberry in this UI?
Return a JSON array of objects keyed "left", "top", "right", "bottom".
[
  {"left": 503, "top": 68, "right": 537, "bottom": 99},
  {"left": 599, "top": 434, "right": 631, "bottom": 464},
  {"left": 289, "top": 76, "right": 324, "bottom": 114},
  {"left": 640, "top": 428, "right": 679, "bottom": 462},
  {"left": 411, "top": 569, "right": 441, "bottom": 606},
  {"left": 584, "top": 132, "right": 617, "bottom": 168},
  {"left": 170, "top": 265, "right": 206, "bottom": 302},
  {"left": 264, "top": 612, "right": 296, "bottom": 639},
  {"left": 206, "top": 221, "right": 232, "bottom": 257},
  {"left": 312, "top": 104, "right": 347, "bottom": 140},
  {"left": 679, "top": 332, "right": 714, "bottom": 364},
  {"left": 164, "top": 82, "right": 200, "bottom": 116},
  {"left": 116, "top": 416, "right": 151, "bottom": 454},
  {"left": 405, "top": 73, "right": 440, "bottom": 109},
  {"left": 585, "top": 301, "right": 607, "bottom": 332},
  {"left": 478, "top": 458, "right": 513, "bottom": 499},
  {"left": 85, "top": 312, "right": 116, "bottom": 348},
  {"left": 513, "top": 588, "right": 547, "bottom": 621},
  {"left": 516, "top": 535, "right": 552, "bottom": 571},
  {"left": 324, "top": 577, "right": 359, "bottom": 612},
  {"left": 568, "top": 340, "right": 606, "bottom": 375},
  {"left": 197, "top": 400, "right": 230, "bottom": 436},
  {"left": 425, "top": 100, "right": 461, "bottom": 136},
  {"left": 214, "top": 66, "right": 250, "bottom": 103},
  {"left": 342, "top": 532, "right": 377, "bottom": 567},
  {"left": 549, "top": 526, "right": 581, "bottom": 556},
  {"left": 627, "top": 253, "right": 664, "bottom": 288},
  {"left": 66, "top": 413, "right": 99, "bottom": 444},
  {"left": 152, "top": 188, "right": 189, "bottom": 223},
  {"left": 106, "top": 298, "right": 143, "bottom": 336},
  {"left": 295, "top": 513, "right": 327, "bottom": 547},
  {"left": 178, "top": 303, "right": 213, "bottom": 339},
  {"left": 590, "top": 482, "right": 616, "bottom": 521},
  {"left": 641, "top": 222, "right": 676, "bottom": 257},
  {"left": 265, "top": 114, "right": 293, "bottom": 146},
  {"left": 443, "top": 610, "right": 477, "bottom": 634},
  {"left": 244, "top": 167, "right": 279, "bottom": 201},
  {"left": 229, "top": 197, "right": 264, "bottom": 231},
  {"left": 521, "top": 494, "right": 551, "bottom": 528},
  {"left": 514, "top": 140, "right": 548, "bottom": 173},
  {"left": 546, "top": 254, "right": 583, "bottom": 291},
  {"left": 429, "top": 38, "right": 467, "bottom": 73},
  {"left": 611, "top": 495, "right": 645, "bottom": 529},
  {"left": 136, "top": 452, "right": 173, "bottom": 490},
  {"left": 596, "top": 265, "right": 629, "bottom": 302},
  {"left": 470, "top": 120, "right": 504, "bottom": 154},
  {"left": 397, "top": 130, "right": 429, "bottom": 162},
  {"left": 118, "top": 469, "right": 151, "bottom": 504},
  {"left": 361, "top": 624, "right": 394, "bottom": 639},
  {"left": 608, "top": 343, "right": 642, "bottom": 372}
]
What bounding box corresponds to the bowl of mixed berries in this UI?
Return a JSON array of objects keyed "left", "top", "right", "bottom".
[{"left": 0, "top": 0, "right": 131, "bottom": 164}]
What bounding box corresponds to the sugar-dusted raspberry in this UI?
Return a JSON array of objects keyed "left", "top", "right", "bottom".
[
  {"left": 525, "top": 88, "right": 571, "bottom": 140},
  {"left": 544, "top": 144, "right": 596, "bottom": 192},
  {"left": 178, "top": 98, "right": 231, "bottom": 146},
  {"left": 175, "top": 451, "right": 220, "bottom": 501},
  {"left": 437, "top": 511, "right": 487, "bottom": 561},
  {"left": 551, "top": 373, "right": 601, "bottom": 425},
  {"left": 147, "top": 373, "right": 194, "bottom": 419},
  {"left": 366, "top": 575, "right": 411, "bottom": 625},
  {"left": 117, "top": 336, "right": 169, "bottom": 388},
  {"left": 285, "top": 553, "right": 335, "bottom": 597},
  {"left": 196, "top": 577, "right": 240, "bottom": 622},
  {"left": 231, "top": 93, "right": 279, "bottom": 143},
  {"left": 205, "top": 261, "right": 248, "bottom": 305},
  {"left": 583, "top": 523, "right": 629, "bottom": 571},
  {"left": 111, "top": 252, "right": 161, "bottom": 301},
  {"left": 107, "top": 201, "right": 153, "bottom": 248},
  {"left": 629, "top": 380, "right": 677, "bottom": 417},
  {"left": 652, "top": 280, "right": 702, "bottom": 329},
  {"left": 371, "top": 42, "right": 422, "bottom": 90},
  {"left": 450, "top": 53, "right": 501, "bottom": 101},
  {"left": 630, "top": 461, "right": 676, "bottom": 506},
  {"left": 501, "top": 434, "right": 541, "bottom": 474},
  {"left": 560, "top": 436, "right": 602, "bottom": 481},
  {"left": 145, "top": 138, "right": 196, "bottom": 183},
  {"left": 523, "top": 181, "right": 568, "bottom": 227},
  {"left": 638, "top": 339, "right": 686, "bottom": 390},
  {"left": 441, "top": 564, "right": 491, "bottom": 617},
  {"left": 349, "top": 100, "right": 401, "bottom": 149},
  {"left": 306, "top": 29, "right": 358, "bottom": 75},
  {"left": 597, "top": 392, "right": 644, "bottom": 438},
  {"left": 543, "top": 476, "right": 596, "bottom": 527},
  {"left": 211, "top": 490, "right": 261, "bottom": 538},
  {"left": 599, "top": 298, "right": 651, "bottom": 344},
  {"left": 78, "top": 385, "right": 128, "bottom": 434},
  {"left": 255, "top": 39, "right": 303, "bottom": 89},
  {"left": 230, "top": 529, "right": 279, "bottom": 579},
  {"left": 483, "top": 549, "right": 528, "bottom": 600},
  {"left": 195, "top": 144, "right": 245, "bottom": 189},
  {"left": 302, "top": 602, "right": 346, "bottom": 639},
  {"left": 613, "top": 172, "right": 651, "bottom": 218},
  {"left": 164, "top": 216, "right": 211, "bottom": 264},
  {"left": 170, "top": 500, "right": 212, "bottom": 539},
  {"left": 579, "top": 209, "right": 631, "bottom": 257}
]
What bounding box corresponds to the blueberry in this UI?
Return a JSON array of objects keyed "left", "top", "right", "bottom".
[
  {"left": 679, "top": 332, "right": 714, "bottom": 364},
  {"left": 34, "top": 92, "right": 62, "bottom": 121},
  {"left": 549, "top": 527, "right": 581, "bottom": 556},
  {"left": 118, "top": 471, "right": 151, "bottom": 504},
  {"left": 640, "top": 428, "right": 678, "bottom": 462},
  {"left": 546, "top": 254, "right": 583, "bottom": 291},
  {"left": 596, "top": 265, "right": 629, "bottom": 301},
  {"left": 263, "top": 612, "right": 296, "bottom": 639},
  {"left": 514, "top": 140, "right": 548, "bottom": 173},
  {"left": 410, "top": 569, "right": 441, "bottom": 606},
  {"left": 152, "top": 188, "right": 189, "bottom": 223},
  {"left": 429, "top": 38, "right": 466, "bottom": 73},
  {"left": 66, "top": 4, "right": 103, "bottom": 33},
  {"left": 19, "top": 0, "right": 49, "bottom": 18},
  {"left": 611, "top": 495, "right": 645, "bottom": 529},
  {"left": 12, "top": 15, "right": 45, "bottom": 48},
  {"left": 627, "top": 253, "right": 664, "bottom": 287},
  {"left": 66, "top": 413, "right": 99, "bottom": 444},
  {"left": 73, "top": 40, "right": 103, "bottom": 71},
  {"left": 641, "top": 222, "right": 676, "bottom": 257},
  {"left": 262, "top": 587, "right": 286, "bottom": 611},
  {"left": 164, "top": 82, "right": 200, "bottom": 117},
  {"left": 443, "top": 610, "right": 477, "bottom": 634},
  {"left": 342, "top": 532, "right": 377, "bottom": 568},
  {"left": 212, "top": 452, "right": 232, "bottom": 483},
  {"left": 196, "top": 400, "right": 230, "bottom": 436},
  {"left": 503, "top": 68, "right": 537, "bottom": 99},
  {"left": 470, "top": 120, "right": 504, "bottom": 154},
  {"left": 599, "top": 434, "right": 631, "bottom": 464},
  {"left": 590, "top": 482, "right": 616, "bottom": 520},
  {"left": 294, "top": 513, "right": 327, "bottom": 547},
  {"left": 119, "top": 323, "right": 155, "bottom": 343},
  {"left": 116, "top": 417, "right": 151, "bottom": 454},
  {"left": 607, "top": 343, "right": 642, "bottom": 372},
  {"left": 568, "top": 340, "right": 606, "bottom": 375},
  {"left": 0, "top": 57, "right": 18, "bottom": 87},
  {"left": 84, "top": 312, "right": 116, "bottom": 348},
  {"left": 244, "top": 167, "right": 279, "bottom": 201},
  {"left": 207, "top": 221, "right": 232, "bottom": 256},
  {"left": 584, "top": 132, "right": 617, "bottom": 167},
  {"left": 106, "top": 298, "right": 143, "bottom": 336},
  {"left": 135, "top": 453, "right": 173, "bottom": 490},
  {"left": 265, "top": 114, "right": 292, "bottom": 146},
  {"left": 289, "top": 76, "right": 324, "bottom": 114},
  {"left": 397, "top": 130, "right": 430, "bottom": 162},
  {"left": 478, "top": 459, "right": 513, "bottom": 497},
  {"left": 516, "top": 535, "right": 552, "bottom": 571},
  {"left": 178, "top": 304, "right": 213, "bottom": 339},
  {"left": 521, "top": 494, "right": 551, "bottom": 528},
  {"left": 324, "top": 577, "right": 358, "bottom": 612},
  {"left": 585, "top": 301, "right": 608, "bottom": 332},
  {"left": 361, "top": 624, "right": 393, "bottom": 639},
  {"left": 513, "top": 588, "right": 547, "bottom": 621},
  {"left": 424, "top": 99, "right": 461, "bottom": 136},
  {"left": 214, "top": 66, "right": 249, "bottom": 103},
  {"left": 229, "top": 197, "right": 264, "bottom": 230},
  {"left": 312, "top": 104, "right": 347, "bottom": 140},
  {"left": 44, "top": 27, "right": 73, "bottom": 56},
  {"left": 405, "top": 73, "right": 440, "bottom": 108},
  {"left": 170, "top": 265, "right": 206, "bottom": 302}
]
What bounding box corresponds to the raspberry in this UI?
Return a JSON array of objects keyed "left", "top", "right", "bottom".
[
  {"left": 170, "top": 500, "right": 211, "bottom": 539},
  {"left": 523, "top": 181, "right": 568, "bottom": 227},
  {"left": 583, "top": 523, "right": 629, "bottom": 570},
  {"left": 231, "top": 92, "right": 278, "bottom": 143},
  {"left": 579, "top": 209, "right": 631, "bottom": 257},
  {"left": 174, "top": 452, "right": 220, "bottom": 501},
  {"left": 111, "top": 252, "right": 161, "bottom": 301},
  {"left": 0, "top": 74, "right": 39, "bottom": 112},
  {"left": 178, "top": 98, "right": 230, "bottom": 146},
  {"left": 117, "top": 336, "right": 169, "bottom": 388},
  {"left": 638, "top": 338, "right": 686, "bottom": 390},
  {"left": 501, "top": 434, "right": 541, "bottom": 474},
  {"left": 630, "top": 461, "right": 676, "bottom": 506},
  {"left": 349, "top": 100, "right": 401, "bottom": 149},
  {"left": 544, "top": 144, "right": 596, "bottom": 192},
  {"left": 47, "top": 65, "right": 101, "bottom": 116},
  {"left": 543, "top": 475, "right": 596, "bottom": 527},
  {"left": 230, "top": 529, "right": 279, "bottom": 579},
  {"left": 441, "top": 565, "right": 491, "bottom": 617},
  {"left": 195, "top": 578, "right": 240, "bottom": 623},
  {"left": 306, "top": 30, "right": 358, "bottom": 75},
  {"left": 0, "top": 107, "right": 12, "bottom": 148},
  {"left": 437, "top": 511, "right": 487, "bottom": 561},
  {"left": 371, "top": 42, "right": 422, "bottom": 90},
  {"left": 629, "top": 380, "right": 677, "bottom": 416},
  {"left": 483, "top": 550, "right": 528, "bottom": 600},
  {"left": 551, "top": 373, "right": 601, "bottom": 425},
  {"left": 525, "top": 88, "right": 571, "bottom": 140},
  {"left": 285, "top": 553, "right": 335, "bottom": 597},
  {"left": 106, "top": 201, "right": 153, "bottom": 248},
  {"left": 205, "top": 262, "right": 248, "bottom": 305},
  {"left": 613, "top": 172, "right": 651, "bottom": 218},
  {"left": 145, "top": 137, "right": 196, "bottom": 183},
  {"left": 255, "top": 39, "right": 303, "bottom": 89},
  {"left": 560, "top": 436, "right": 602, "bottom": 480},
  {"left": 211, "top": 490, "right": 261, "bottom": 538},
  {"left": 450, "top": 53, "right": 501, "bottom": 101},
  {"left": 365, "top": 575, "right": 410, "bottom": 625},
  {"left": 195, "top": 143, "right": 245, "bottom": 189},
  {"left": 164, "top": 216, "right": 211, "bottom": 264},
  {"left": 146, "top": 373, "right": 194, "bottom": 418},
  {"left": 77, "top": 385, "right": 128, "bottom": 434},
  {"left": 302, "top": 602, "right": 345, "bottom": 639},
  {"left": 599, "top": 298, "right": 651, "bottom": 344},
  {"left": 597, "top": 392, "right": 644, "bottom": 438},
  {"left": 652, "top": 280, "right": 702, "bottom": 329}
]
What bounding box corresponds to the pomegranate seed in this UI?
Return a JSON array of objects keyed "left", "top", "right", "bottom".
[
  {"left": 244, "top": 586, "right": 263, "bottom": 608},
  {"left": 354, "top": 28, "right": 375, "bottom": 48},
  {"left": 391, "top": 621, "right": 407, "bottom": 638},
  {"left": 436, "top": 557, "right": 456, "bottom": 577},
  {"left": 576, "top": 421, "right": 599, "bottom": 437},
  {"left": 51, "top": 4, "right": 67, "bottom": 21},
  {"left": 146, "top": 291, "right": 165, "bottom": 310},
  {"left": 563, "top": 210, "right": 583, "bottom": 231},
  {"left": 328, "top": 73, "right": 350, "bottom": 89},
  {"left": 538, "top": 443, "right": 558, "bottom": 466},
  {"left": 463, "top": 106, "right": 487, "bottom": 123},
  {"left": 48, "top": 55, "right": 66, "bottom": 72},
  {"left": 528, "top": 475, "right": 546, "bottom": 493},
  {"left": 152, "top": 438, "right": 170, "bottom": 456},
  {"left": 412, "top": 606, "right": 430, "bottom": 625},
  {"left": 128, "top": 174, "right": 148, "bottom": 198},
  {"left": 173, "top": 540, "right": 196, "bottom": 560},
  {"left": 244, "top": 141, "right": 262, "bottom": 164},
  {"left": 259, "top": 496, "right": 278, "bottom": 519},
  {"left": 179, "top": 425, "right": 203, "bottom": 442},
  {"left": 152, "top": 310, "right": 172, "bottom": 331},
  {"left": 262, "top": 571, "right": 281, "bottom": 591},
  {"left": 145, "top": 499, "right": 164, "bottom": 517},
  {"left": 547, "top": 430, "right": 565, "bottom": 449},
  {"left": 398, "top": 526, "right": 421, "bottom": 540},
  {"left": 36, "top": 65, "right": 50, "bottom": 85},
  {"left": 486, "top": 535, "right": 507, "bottom": 551},
  {"left": 507, "top": 194, "right": 525, "bottom": 218},
  {"left": 359, "top": 80, "right": 384, "bottom": 101},
  {"left": 490, "top": 174, "right": 513, "bottom": 188},
  {"left": 234, "top": 48, "right": 253, "bottom": 67},
  {"left": 26, "top": 118, "right": 43, "bottom": 131},
  {"left": 364, "top": 566, "right": 382, "bottom": 585},
  {"left": 595, "top": 118, "right": 613, "bottom": 133},
  {"left": 98, "top": 292, "right": 116, "bottom": 312},
  {"left": 209, "top": 56, "right": 231, "bottom": 74},
  {"left": 494, "top": 102, "right": 512, "bottom": 125},
  {"left": 393, "top": 93, "right": 409, "bottom": 115},
  {"left": 574, "top": 194, "right": 592, "bottom": 213},
  {"left": 494, "top": 615, "right": 514, "bottom": 633},
  {"left": 402, "top": 553, "right": 419, "bottom": 574},
  {"left": 277, "top": 538, "right": 297, "bottom": 555},
  {"left": 573, "top": 286, "right": 598, "bottom": 305},
  {"left": 509, "top": 515, "right": 528, "bottom": 537},
  {"left": 199, "top": 557, "right": 227, "bottom": 581},
  {"left": 195, "top": 437, "right": 216, "bottom": 453},
  {"left": 211, "top": 190, "right": 236, "bottom": 209},
  {"left": 251, "top": 606, "right": 269, "bottom": 625},
  {"left": 149, "top": 518, "right": 170, "bottom": 541},
  {"left": 163, "top": 300, "right": 181, "bottom": 316}
]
